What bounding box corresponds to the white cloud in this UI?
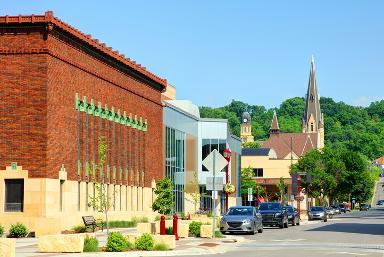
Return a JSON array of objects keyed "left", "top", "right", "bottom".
[{"left": 352, "top": 96, "right": 384, "bottom": 107}]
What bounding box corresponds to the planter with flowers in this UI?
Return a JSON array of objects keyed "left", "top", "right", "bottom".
[{"left": 223, "top": 183, "right": 235, "bottom": 194}]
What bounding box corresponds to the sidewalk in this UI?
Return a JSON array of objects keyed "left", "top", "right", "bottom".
[{"left": 15, "top": 228, "right": 245, "bottom": 257}]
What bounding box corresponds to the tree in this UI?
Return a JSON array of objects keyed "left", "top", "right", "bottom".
[
  {"left": 240, "top": 167, "right": 255, "bottom": 196},
  {"left": 152, "top": 178, "right": 174, "bottom": 215},
  {"left": 277, "top": 177, "right": 287, "bottom": 205},
  {"left": 188, "top": 171, "right": 205, "bottom": 213},
  {"left": 242, "top": 141, "right": 261, "bottom": 148},
  {"left": 88, "top": 136, "right": 113, "bottom": 234}
]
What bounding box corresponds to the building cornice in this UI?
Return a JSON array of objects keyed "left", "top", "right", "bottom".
[{"left": 0, "top": 11, "right": 167, "bottom": 92}]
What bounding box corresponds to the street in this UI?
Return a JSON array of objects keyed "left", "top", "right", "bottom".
[{"left": 187, "top": 208, "right": 384, "bottom": 257}]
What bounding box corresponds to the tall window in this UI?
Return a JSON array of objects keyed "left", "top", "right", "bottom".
[
  {"left": 60, "top": 180, "right": 65, "bottom": 211},
  {"left": 202, "top": 138, "right": 226, "bottom": 172},
  {"left": 5, "top": 179, "right": 24, "bottom": 212},
  {"left": 311, "top": 123, "right": 314, "bottom": 132},
  {"left": 165, "top": 127, "right": 185, "bottom": 213}
]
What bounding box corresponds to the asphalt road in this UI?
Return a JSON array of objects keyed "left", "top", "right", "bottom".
[{"left": 191, "top": 208, "right": 384, "bottom": 257}]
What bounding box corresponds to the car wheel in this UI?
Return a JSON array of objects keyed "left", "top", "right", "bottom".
[
  {"left": 279, "top": 222, "right": 284, "bottom": 229},
  {"left": 258, "top": 225, "right": 263, "bottom": 233},
  {"left": 296, "top": 220, "right": 300, "bottom": 226},
  {"left": 324, "top": 218, "right": 327, "bottom": 222},
  {"left": 284, "top": 221, "right": 289, "bottom": 228},
  {"left": 292, "top": 219, "right": 296, "bottom": 226}
]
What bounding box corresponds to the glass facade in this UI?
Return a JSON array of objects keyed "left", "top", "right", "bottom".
[
  {"left": 165, "top": 127, "right": 185, "bottom": 213},
  {"left": 201, "top": 138, "right": 226, "bottom": 171}
]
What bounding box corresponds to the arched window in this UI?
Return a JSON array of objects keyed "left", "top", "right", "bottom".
[{"left": 311, "top": 123, "right": 314, "bottom": 132}]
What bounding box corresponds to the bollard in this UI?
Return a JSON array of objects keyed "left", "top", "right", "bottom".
[
  {"left": 160, "top": 215, "right": 166, "bottom": 235},
  {"left": 173, "top": 213, "right": 179, "bottom": 240}
]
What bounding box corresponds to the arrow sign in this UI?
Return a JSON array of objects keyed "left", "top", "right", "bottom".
[{"left": 202, "top": 149, "right": 228, "bottom": 173}]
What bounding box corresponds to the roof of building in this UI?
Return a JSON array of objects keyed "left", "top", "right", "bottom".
[
  {"left": 270, "top": 110, "right": 280, "bottom": 131},
  {"left": 261, "top": 133, "right": 318, "bottom": 159},
  {"left": 0, "top": 11, "right": 167, "bottom": 90},
  {"left": 303, "top": 56, "right": 322, "bottom": 130},
  {"left": 242, "top": 148, "right": 273, "bottom": 156},
  {"left": 373, "top": 156, "right": 384, "bottom": 165},
  {"left": 241, "top": 112, "right": 251, "bottom": 123}
]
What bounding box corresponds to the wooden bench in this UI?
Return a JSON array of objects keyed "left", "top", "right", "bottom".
[{"left": 82, "top": 216, "right": 102, "bottom": 232}]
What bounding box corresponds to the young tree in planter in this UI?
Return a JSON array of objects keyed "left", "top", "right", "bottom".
[
  {"left": 189, "top": 171, "right": 205, "bottom": 214},
  {"left": 277, "top": 177, "right": 287, "bottom": 206},
  {"left": 152, "top": 178, "right": 174, "bottom": 215},
  {"left": 88, "top": 136, "right": 113, "bottom": 234}
]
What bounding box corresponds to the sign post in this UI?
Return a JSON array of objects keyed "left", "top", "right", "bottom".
[
  {"left": 202, "top": 149, "right": 228, "bottom": 238},
  {"left": 247, "top": 188, "right": 253, "bottom": 205}
]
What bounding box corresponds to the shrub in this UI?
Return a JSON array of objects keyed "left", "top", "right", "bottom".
[
  {"left": 83, "top": 236, "right": 99, "bottom": 252},
  {"left": 135, "top": 233, "right": 154, "bottom": 251},
  {"left": 9, "top": 222, "right": 28, "bottom": 238},
  {"left": 153, "top": 242, "right": 169, "bottom": 251},
  {"left": 189, "top": 221, "right": 202, "bottom": 237},
  {"left": 73, "top": 225, "right": 87, "bottom": 233},
  {"left": 106, "top": 232, "right": 129, "bottom": 252},
  {"left": 0, "top": 224, "right": 4, "bottom": 237},
  {"left": 165, "top": 227, "right": 173, "bottom": 235},
  {"left": 214, "top": 230, "right": 223, "bottom": 238}
]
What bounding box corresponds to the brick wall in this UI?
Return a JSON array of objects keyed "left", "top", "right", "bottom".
[
  {"left": 0, "top": 29, "right": 48, "bottom": 177},
  {"left": 0, "top": 26, "right": 164, "bottom": 187}
]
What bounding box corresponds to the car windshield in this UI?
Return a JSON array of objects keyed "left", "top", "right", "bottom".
[
  {"left": 227, "top": 207, "right": 252, "bottom": 216},
  {"left": 310, "top": 207, "right": 324, "bottom": 212},
  {"left": 283, "top": 206, "right": 294, "bottom": 213},
  {"left": 259, "top": 203, "right": 281, "bottom": 210}
]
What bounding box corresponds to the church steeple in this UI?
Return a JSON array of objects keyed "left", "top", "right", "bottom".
[
  {"left": 302, "top": 56, "right": 323, "bottom": 133},
  {"left": 270, "top": 110, "right": 280, "bottom": 135}
]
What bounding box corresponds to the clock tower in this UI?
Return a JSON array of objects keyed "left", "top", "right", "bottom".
[{"left": 240, "top": 112, "right": 254, "bottom": 143}]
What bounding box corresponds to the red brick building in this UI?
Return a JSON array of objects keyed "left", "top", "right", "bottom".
[{"left": 0, "top": 11, "right": 166, "bottom": 235}]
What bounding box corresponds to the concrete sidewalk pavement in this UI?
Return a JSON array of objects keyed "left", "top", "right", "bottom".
[{"left": 15, "top": 228, "right": 246, "bottom": 257}]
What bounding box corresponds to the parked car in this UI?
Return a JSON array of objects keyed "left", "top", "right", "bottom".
[
  {"left": 220, "top": 206, "right": 263, "bottom": 235},
  {"left": 338, "top": 203, "right": 347, "bottom": 213},
  {"left": 283, "top": 205, "right": 300, "bottom": 226},
  {"left": 258, "top": 202, "right": 289, "bottom": 229},
  {"left": 360, "top": 203, "right": 370, "bottom": 211},
  {"left": 325, "top": 207, "right": 335, "bottom": 218},
  {"left": 308, "top": 206, "right": 328, "bottom": 222},
  {"left": 377, "top": 200, "right": 384, "bottom": 206},
  {"left": 331, "top": 205, "right": 341, "bottom": 214}
]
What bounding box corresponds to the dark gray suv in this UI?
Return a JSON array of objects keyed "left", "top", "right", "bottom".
[{"left": 259, "top": 202, "right": 289, "bottom": 228}]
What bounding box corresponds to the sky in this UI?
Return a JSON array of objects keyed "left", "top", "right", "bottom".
[{"left": 2, "top": 1, "right": 384, "bottom": 108}]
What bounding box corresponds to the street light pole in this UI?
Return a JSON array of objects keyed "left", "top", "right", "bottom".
[
  {"left": 297, "top": 175, "right": 301, "bottom": 220},
  {"left": 223, "top": 148, "right": 231, "bottom": 213}
]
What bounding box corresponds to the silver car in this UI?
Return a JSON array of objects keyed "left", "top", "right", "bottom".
[
  {"left": 220, "top": 206, "right": 263, "bottom": 235},
  {"left": 308, "top": 206, "right": 327, "bottom": 222}
]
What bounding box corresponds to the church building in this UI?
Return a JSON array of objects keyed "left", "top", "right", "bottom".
[{"left": 241, "top": 57, "right": 324, "bottom": 209}]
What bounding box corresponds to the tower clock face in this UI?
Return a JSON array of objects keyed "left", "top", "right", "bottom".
[{"left": 243, "top": 118, "right": 248, "bottom": 123}]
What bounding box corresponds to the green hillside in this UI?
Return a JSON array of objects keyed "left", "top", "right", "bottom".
[{"left": 199, "top": 97, "right": 384, "bottom": 160}]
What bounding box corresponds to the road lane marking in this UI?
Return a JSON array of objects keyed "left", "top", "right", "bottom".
[
  {"left": 271, "top": 239, "right": 306, "bottom": 242},
  {"left": 334, "top": 252, "right": 367, "bottom": 256}
]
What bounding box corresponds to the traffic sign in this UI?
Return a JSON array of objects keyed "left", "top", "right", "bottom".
[
  {"left": 206, "top": 177, "right": 224, "bottom": 191},
  {"left": 202, "top": 149, "right": 228, "bottom": 173}
]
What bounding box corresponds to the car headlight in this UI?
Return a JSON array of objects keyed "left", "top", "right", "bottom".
[
  {"left": 274, "top": 213, "right": 282, "bottom": 218},
  {"left": 243, "top": 219, "right": 251, "bottom": 224},
  {"left": 319, "top": 212, "right": 324, "bottom": 216}
]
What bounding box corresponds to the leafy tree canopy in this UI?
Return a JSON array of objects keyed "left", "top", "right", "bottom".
[{"left": 200, "top": 97, "right": 384, "bottom": 160}]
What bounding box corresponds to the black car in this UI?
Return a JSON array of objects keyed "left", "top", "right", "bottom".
[
  {"left": 338, "top": 203, "right": 347, "bottom": 213},
  {"left": 258, "top": 202, "right": 289, "bottom": 228},
  {"left": 377, "top": 200, "right": 384, "bottom": 206},
  {"left": 283, "top": 205, "right": 300, "bottom": 226},
  {"left": 360, "top": 203, "right": 369, "bottom": 211}
]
